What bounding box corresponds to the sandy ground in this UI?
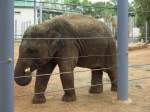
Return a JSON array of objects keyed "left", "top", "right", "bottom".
[{"left": 14, "top": 43, "right": 150, "bottom": 112}]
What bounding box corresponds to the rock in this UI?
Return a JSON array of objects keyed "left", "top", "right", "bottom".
[{"left": 135, "top": 84, "right": 143, "bottom": 89}]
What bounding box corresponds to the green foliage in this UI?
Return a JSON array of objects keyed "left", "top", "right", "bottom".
[
  {"left": 81, "top": 0, "right": 93, "bottom": 15},
  {"left": 134, "top": 0, "right": 150, "bottom": 41},
  {"left": 42, "top": 12, "right": 50, "bottom": 21},
  {"left": 110, "top": 0, "right": 117, "bottom": 5},
  {"left": 43, "top": 0, "right": 59, "bottom": 3},
  {"left": 64, "top": 0, "right": 81, "bottom": 11},
  {"left": 129, "top": 2, "right": 134, "bottom": 11},
  {"left": 63, "top": 0, "right": 117, "bottom": 17},
  {"left": 92, "top": 2, "right": 116, "bottom": 18},
  {"left": 40, "top": 0, "right": 117, "bottom": 23},
  {"left": 64, "top": 0, "right": 80, "bottom": 4},
  {"left": 43, "top": 0, "right": 49, "bottom": 2}
]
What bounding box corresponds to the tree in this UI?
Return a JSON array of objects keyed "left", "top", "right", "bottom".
[
  {"left": 64, "top": 0, "right": 81, "bottom": 12},
  {"left": 81, "top": 0, "right": 93, "bottom": 15},
  {"left": 40, "top": 0, "right": 117, "bottom": 22},
  {"left": 134, "top": 0, "right": 150, "bottom": 41},
  {"left": 64, "top": 0, "right": 80, "bottom": 4},
  {"left": 92, "top": 2, "right": 116, "bottom": 18},
  {"left": 110, "top": 0, "right": 117, "bottom": 6},
  {"left": 43, "top": 0, "right": 59, "bottom": 2},
  {"left": 41, "top": 0, "right": 62, "bottom": 22}
]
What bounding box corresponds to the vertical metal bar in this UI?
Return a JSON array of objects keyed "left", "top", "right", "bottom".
[
  {"left": 117, "top": 0, "right": 128, "bottom": 100},
  {"left": 39, "top": 3, "right": 43, "bottom": 23},
  {"left": 146, "top": 21, "right": 148, "bottom": 43},
  {"left": 0, "top": 0, "right": 14, "bottom": 112},
  {"left": 34, "top": 0, "right": 37, "bottom": 24},
  {"left": 132, "top": 17, "right": 134, "bottom": 42},
  {"left": 15, "top": 20, "right": 17, "bottom": 40}
]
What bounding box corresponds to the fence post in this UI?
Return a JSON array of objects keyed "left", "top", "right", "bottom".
[
  {"left": 117, "top": 0, "right": 128, "bottom": 100},
  {"left": 145, "top": 21, "right": 148, "bottom": 43},
  {"left": 34, "top": 0, "right": 37, "bottom": 24},
  {"left": 0, "top": 0, "right": 14, "bottom": 112},
  {"left": 39, "top": 2, "right": 43, "bottom": 23}
]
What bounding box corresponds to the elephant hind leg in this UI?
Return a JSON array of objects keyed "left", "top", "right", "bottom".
[
  {"left": 106, "top": 68, "right": 117, "bottom": 92},
  {"left": 89, "top": 69, "right": 103, "bottom": 94}
]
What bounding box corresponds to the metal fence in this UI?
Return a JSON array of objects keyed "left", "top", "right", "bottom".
[
  {"left": 14, "top": 0, "right": 118, "bottom": 40},
  {"left": 14, "top": 0, "right": 150, "bottom": 43}
]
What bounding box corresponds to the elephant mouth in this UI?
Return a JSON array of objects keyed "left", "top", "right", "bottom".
[
  {"left": 14, "top": 60, "right": 34, "bottom": 86},
  {"left": 14, "top": 67, "right": 32, "bottom": 86},
  {"left": 14, "top": 60, "right": 47, "bottom": 86}
]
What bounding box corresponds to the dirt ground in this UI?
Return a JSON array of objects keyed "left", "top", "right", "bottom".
[{"left": 14, "top": 43, "right": 150, "bottom": 112}]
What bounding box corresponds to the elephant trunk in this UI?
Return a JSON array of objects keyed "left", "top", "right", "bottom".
[{"left": 14, "top": 61, "right": 32, "bottom": 86}]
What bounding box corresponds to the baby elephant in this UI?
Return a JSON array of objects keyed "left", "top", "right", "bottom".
[{"left": 14, "top": 13, "right": 117, "bottom": 104}]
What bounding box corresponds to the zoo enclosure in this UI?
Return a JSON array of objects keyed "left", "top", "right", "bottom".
[
  {"left": 1, "top": 0, "right": 150, "bottom": 112},
  {"left": 14, "top": 0, "right": 128, "bottom": 100}
]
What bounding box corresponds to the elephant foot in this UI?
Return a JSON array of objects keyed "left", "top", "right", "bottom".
[
  {"left": 62, "top": 93, "right": 76, "bottom": 102},
  {"left": 111, "top": 84, "right": 117, "bottom": 92},
  {"left": 89, "top": 85, "right": 103, "bottom": 94},
  {"left": 32, "top": 94, "right": 46, "bottom": 104}
]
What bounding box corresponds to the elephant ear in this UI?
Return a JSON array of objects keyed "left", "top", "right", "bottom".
[
  {"left": 51, "top": 18, "right": 77, "bottom": 37},
  {"left": 46, "top": 18, "right": 75, "bottom": 57},
  {"left": 46, "top": 29, "right": 64, "bottom": 57}
]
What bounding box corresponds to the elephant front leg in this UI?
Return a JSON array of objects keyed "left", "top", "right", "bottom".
[
  {"left": 89, "top": 69, "right": 103, "bottom": 94},
  {"left": 32, "top": 62, "right": 56, "bottom": 104}
]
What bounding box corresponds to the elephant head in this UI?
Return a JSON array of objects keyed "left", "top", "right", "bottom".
[{"left": 14, "top": 23, "right": 63, "bottom": 86}]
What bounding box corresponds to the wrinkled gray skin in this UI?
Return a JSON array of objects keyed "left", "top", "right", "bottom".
[{"left": 14, "top": 13, "right": 117, "bottom": 104}]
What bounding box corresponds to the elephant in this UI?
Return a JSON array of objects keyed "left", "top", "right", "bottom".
[{"left": 14, "top": 13, "right": 117, "bottom": 104}]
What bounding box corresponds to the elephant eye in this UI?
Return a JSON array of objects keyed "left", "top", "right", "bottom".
[{"left": 27, "top": 48, "right": 38, "bottom": 54}]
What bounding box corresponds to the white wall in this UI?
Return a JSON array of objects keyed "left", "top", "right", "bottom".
[{"left": 14, "top": 8, "right": 36, "bottom": 39}]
